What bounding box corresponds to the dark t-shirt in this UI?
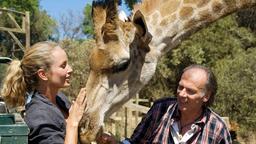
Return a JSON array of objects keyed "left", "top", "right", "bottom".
[{"left": 24, "top": 91, "right": 71, "bottom": 144}]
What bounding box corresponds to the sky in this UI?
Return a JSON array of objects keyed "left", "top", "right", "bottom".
[
  {"left": 40, "top": 0, "right": 130, "bottom": 39},
  {"left": 40, "top": 0, "right": 130, "bottom": 22},
  {"left": 40, "top": 0, "right": 92, "bottom": 21},
  {"left": 40, "top": 0, "right": 93, "bottom": 39}
]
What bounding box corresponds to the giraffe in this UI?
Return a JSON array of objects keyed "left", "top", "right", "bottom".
[{"left": 79, "top": 0, "right": 256, "bottom": 143}]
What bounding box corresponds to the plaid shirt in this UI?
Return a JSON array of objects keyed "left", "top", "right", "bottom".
[{"left": 127, "top": 97, "right": 232, "bottom": 144}]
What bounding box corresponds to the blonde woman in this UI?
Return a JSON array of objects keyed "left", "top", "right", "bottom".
[{"left": 1, "top": 41, "right": 87, "bottom": 144}]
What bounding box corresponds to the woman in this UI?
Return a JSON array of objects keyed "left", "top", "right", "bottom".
[{"left": 1, "top": 41, "right": 87, "bottom": 144}]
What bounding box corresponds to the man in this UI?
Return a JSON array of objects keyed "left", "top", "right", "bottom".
[{"left": 98, "top": 65, "right": 232, "bottom": 144}]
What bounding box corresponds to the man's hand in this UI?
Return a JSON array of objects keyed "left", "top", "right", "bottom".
[{"left": 96, "top": 132, "right": 117, "bottom": 144}]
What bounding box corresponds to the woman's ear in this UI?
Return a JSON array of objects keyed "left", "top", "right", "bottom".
[{"left": 37, "top": 69, "right": 48, "bottom": 81}]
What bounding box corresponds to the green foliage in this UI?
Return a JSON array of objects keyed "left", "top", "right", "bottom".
[
  {"left": 139, "top": 67, "right": 174, "bottom": 101},
  {"left": 0, "top": 0, "right": 57, "bottom": 59},
  {"left": 83, "top": 4, "right": 94, "bottom": 38},
  {"left": 30, "top": 10, "right": 57, "bottom": 43},
  {"left": 0, "top": 0, "right": 39, "bottom": 12},
  {"left": 213, "top": 49, "right": 256, "bottom": 133},
  {"left": 171, "top": 15, "right": 256, "bottom": 66}
]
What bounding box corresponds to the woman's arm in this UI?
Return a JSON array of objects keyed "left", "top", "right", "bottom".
[{"left": 64, "top": 88, "right": 87, "bottom": 144}]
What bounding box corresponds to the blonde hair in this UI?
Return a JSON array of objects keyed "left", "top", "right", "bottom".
[{"left": 1, "top": 41, "right": 59, "bottom": 107}]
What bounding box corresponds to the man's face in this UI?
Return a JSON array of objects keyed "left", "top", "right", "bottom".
[{"left": 177, "top": 68, "right": 209, "bottom": 114}]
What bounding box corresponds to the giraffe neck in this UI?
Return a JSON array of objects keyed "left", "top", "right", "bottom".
[{"left": 135, "top": 0, "right": 256, "bottom": 55}]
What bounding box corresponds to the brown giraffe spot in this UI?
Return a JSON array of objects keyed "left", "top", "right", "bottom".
[
  {"left": 184, "top": 18, "right": 198, "bottom": 30},
  {"left": 179, "top": 6, "right": 194, "bottom": 20},
  {"left": 197, "top": 0, "right": 211, "bottom": 7},
  {"left": 183, "top": 10, "right": 214, "bottom": 30},
  {"left": 223, "top": 0, "right": 238, "bottom": 11},
  {"left": 160, "top": 1, "right": 180, "bottom": 17},
  {"left": 151, "top": 12, "right": 160, "bottom": 26},
  {"left": 134, "top": 0, "right": 162, "bottom": 15},
  {"left": 155, "top": 28, "right": 163, "bottom": 36},
  {"left": 198, "top": 10, "right": 213, "bottom": 22},
  {"left": 212, "top": 1, "right": 224, "bottom": 14},
  {"left": 184, "top": 0, "right": 210, "bottom": 7},
  {"left": 142, "top": 1, "right": 157, "bottom": 15},
  {"left": 160, "top": 14, "right": 177, "bottom": 26}
]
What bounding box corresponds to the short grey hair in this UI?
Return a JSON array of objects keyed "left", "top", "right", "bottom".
[{"left": 179, "top": 64, "right": 217, "bottom": 107}]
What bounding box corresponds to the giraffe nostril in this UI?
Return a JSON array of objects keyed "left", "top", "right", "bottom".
[{"left": 112, "top": 58, "right": 130, "bottom": 73}]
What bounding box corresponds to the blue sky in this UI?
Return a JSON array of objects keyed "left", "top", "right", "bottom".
[
  {"left": 40, "top": 0, "right": 130, "bottom": 21},
  {"left": 40, "top": 0, "right": 93, "bottom": 39},
  {"left": 40, "top": 0, "right": 92, "bottom": 20},
  {"left": 40, "top": 0, "right": 130, "bottom": 39}
]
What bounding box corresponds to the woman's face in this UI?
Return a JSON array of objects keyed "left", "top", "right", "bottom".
[{"left": 47, "top": 46, "right": 73, "bottom": 89}]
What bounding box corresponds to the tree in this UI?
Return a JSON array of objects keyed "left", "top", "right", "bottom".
[
  {"left": 30, "top": 9, "right": 57, "bottom": 43},
  {"left": 0, "top": 0, "right": 39, "bottom": 12},
  {"left": 58, "top": 10, "right": 85, "bottom": 40},
  {"left": 0, "top": 0, "right": 57, "bottom": 58},
  {"left": 213, "top": 49, "right": 256, "bottom": 135},
  {"left": 83, "top": 4, "right": 94, "bottom": 38}
]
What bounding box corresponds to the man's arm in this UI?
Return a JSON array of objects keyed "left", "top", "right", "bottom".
[
  {"left": 97, "top": 102, "right": 159, "bottom": 144},
  {"left": 97, "top": 97, "right": 175, "bottom": 144}
]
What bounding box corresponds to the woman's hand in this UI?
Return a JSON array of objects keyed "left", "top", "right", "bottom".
[
  {"left": 64, "top": 88, "right": 86, "bottom": 144},
  {"left": 67, "top": 88, "right": 87, "bottom": 126}
]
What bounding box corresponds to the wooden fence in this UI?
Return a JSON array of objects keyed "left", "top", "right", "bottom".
[
  {"left": 0, "top": 8, "right": 30, "bottom": 52},
  {"left": 104, "top": 96, "right": 152, "bottom": 140}
]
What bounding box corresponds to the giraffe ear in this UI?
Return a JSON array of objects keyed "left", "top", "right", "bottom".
[
  {"left": 133, "top": 10, "right": 152, "bottom": 46},
  {"left": 133, "top": 10, "right": 147, "bottom": 37}
]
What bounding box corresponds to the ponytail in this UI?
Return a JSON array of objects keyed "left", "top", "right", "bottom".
[
  {"left": 1, "top": 41, "right": 59, "bottom": 108},
  {"left": 1, "top": 60, "right": 27, "bottom": 107}
]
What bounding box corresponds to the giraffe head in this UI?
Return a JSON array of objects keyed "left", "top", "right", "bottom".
[
  {"left": 79, "top": 0, "right": 153, "bottom": 143},
  {"left": 89, "top": 0, "right": 152, "bottom": 73}
]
